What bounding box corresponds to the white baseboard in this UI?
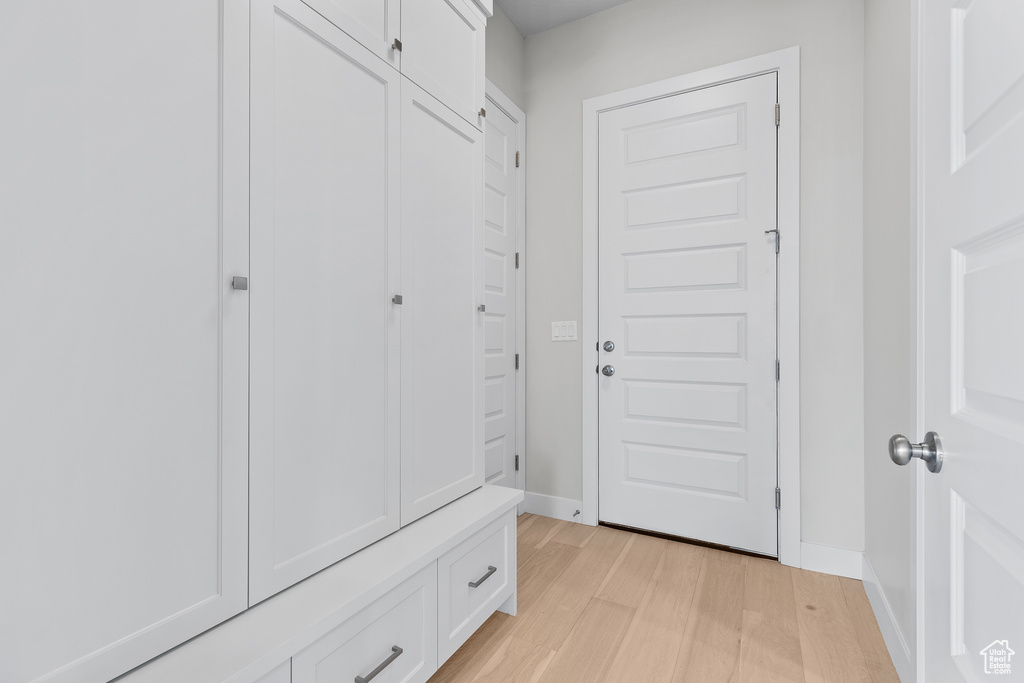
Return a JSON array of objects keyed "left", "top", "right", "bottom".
[
  {"left": 861, "top": 556, "right": 914, "bottom": 682},
  {"left": 521, "top": 491, "right": 584, "bottom": 523},
  {"left": 800, "top": 542, "right": 863, "bottom": 579}
]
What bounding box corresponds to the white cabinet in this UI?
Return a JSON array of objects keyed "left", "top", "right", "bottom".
[
  {"left": 293, "top": 564, "right": 438, "bottom": 683},
  {"left": 0, "top": 3, "right": 250, "bottom": 682},
  {"left": 248, "top": 0, "right": 402, "bottom": 605},
  {"left": 301, "top": 0, "right": 401, "bottom": 68},
  {"left": 401, "top": 0, "right": 486, "bottom": 128},
  {"left": 3, "top": 0, "right": 493, "bottom": 679},
  {"left": 401, "top": 79, "right": 485, "bottom": 525},
  {"left": 303, "top": 0, "right": 487, "bottom": 129},
  {"left": 437, "top": 510, "right": 516, "bottom": 661}
]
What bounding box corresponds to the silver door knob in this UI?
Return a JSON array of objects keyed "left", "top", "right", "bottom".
[
  {"left": 602, "top": 365, "right": 615, "bottom": 377},
  {"left": 889, "top": 432, "right": 943, "bottom": 473},
  {"left": 603, "top": 341, "right": 615, "bottom": 352}
]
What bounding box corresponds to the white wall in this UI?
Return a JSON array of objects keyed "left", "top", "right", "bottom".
[
  {"left": 863, "top": 0, "right": 917, "bottom": 671},
  {"left": 485, "top": 4, "right": 525, "bottom": 110},
  {"left": 523, "top": 0, "right": 866, "bottom": 551}
]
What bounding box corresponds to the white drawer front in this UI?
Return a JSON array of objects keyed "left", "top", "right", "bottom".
[
  {"left": 437, "top": 510, "right": 515, "bottom": 661},
  {"left": 256, "top": 661, "right": 292, "bottom": 683},
  {"left": 293, "top": 564, "right": 437, "bottom": 683}
]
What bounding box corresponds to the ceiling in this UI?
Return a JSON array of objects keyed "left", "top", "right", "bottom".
[{"left": 495, "top": 0, "right": 635, "bottom": 37}]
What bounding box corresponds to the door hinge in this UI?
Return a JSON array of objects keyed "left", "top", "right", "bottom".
[
  {"left": 775, "top": 487, "right": 781, "bottom": 510},
  {"left": 515, "top": 252, "right": 520, "bottom": 269},
  {"left": 775, "top": 231, "right": 780, "bottom": 254},
  {"left": 776, "top": 360, "right": 780, "bottom": 382},
  {"left": 515, "top": 353, "right": 519, "bottom": 370},
  {"left": 775, "top": 103, "right": 780, "bottom": 127},
  {"left": 516, "top": 151, "right": 520, "bottom": 168},
  {"left": 515, "top": 454, "right": 520, "bottom": 471}
]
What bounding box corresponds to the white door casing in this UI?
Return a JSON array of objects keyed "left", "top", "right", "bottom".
[
  {"left": 249, "top": 0, "right": 402, "bottom": 605},
  {"left": 918, "top": 1, "right": 1024, "bottom": 680},
  {"left": 401, "top": 78, "right": 484, "bottom": 525},
  {"left": 0, "top": 3, "right": 249, "bottom": 681},
  {"left": 482, "top": 86, "right": 524, "bottom": 491},
  {"left": 596, "top": 74, "right": 779, "bottom": 556},
  {"left": 582, "top": 47, "right": 801, "bottom": 566}
]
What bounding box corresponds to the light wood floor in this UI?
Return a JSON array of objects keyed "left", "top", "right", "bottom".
[{"left": 430, "top": 514, "right": 899, "bottom": 683}]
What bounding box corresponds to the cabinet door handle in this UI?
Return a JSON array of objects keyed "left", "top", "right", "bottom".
[
  {"left": 468, "top": 565, "right": 497, "bottom": 588},
  {"left": 354, "top": 645, "right": 403, "bottom": 683}
]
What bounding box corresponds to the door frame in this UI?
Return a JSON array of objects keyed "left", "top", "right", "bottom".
[
  {"left": 485, "top": 79, "right": 527, "bottom": 494},
  {"left": 581, "top": 47, "right": 801, "bottom": 566}
]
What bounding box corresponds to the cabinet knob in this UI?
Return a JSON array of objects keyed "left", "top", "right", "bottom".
[{"left": 391, "top": 38, "right": 402, "bottom": 52}]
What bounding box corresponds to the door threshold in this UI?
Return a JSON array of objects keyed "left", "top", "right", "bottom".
[{"left": 598, "top": 521, "right": 778, "bottom": 561}]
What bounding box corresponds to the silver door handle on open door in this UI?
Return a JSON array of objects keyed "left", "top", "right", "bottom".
[
  {"left": 888, "top": 432, "right": 943, "bottom": 473},
  {"left": 602, "top": 365, "right": 615, "bottom": 377}
]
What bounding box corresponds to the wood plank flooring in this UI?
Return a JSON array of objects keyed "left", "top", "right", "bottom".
[{"left": 429, "top": 514, "right": 899, "bottom": 683}]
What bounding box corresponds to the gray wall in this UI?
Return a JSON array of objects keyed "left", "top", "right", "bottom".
[
  {"left": 485, "top": 4, "right": 525, "bottom": 110},
  {"left": 522, "top": 0, "right": 867, "bottom": 551},
  {"left": 863, "top": 0, "right": 917, "bottom": 669}
]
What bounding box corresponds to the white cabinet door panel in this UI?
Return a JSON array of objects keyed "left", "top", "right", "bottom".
[
  {"left": 401, "top": 79, "right": 484, "bottom": 525},
  {"left": 0, "top": 3, "right": 249, "bottom": 681},
  {"left": 300, "top": 0, "right": 400, "bottom": 69},
  {"left": 250, "top": 0, "right": 401, "bottom": 604},
  {"left": 401, "top": 0, "right": 485, "bottom": 129}
]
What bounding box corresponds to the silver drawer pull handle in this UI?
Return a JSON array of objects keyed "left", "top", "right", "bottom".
[
  {"left": 469, "top": 565, "right": 497, "bottom": 588},
  {"left": 355, "top": 645, "right": 403, "bottom": 683}
]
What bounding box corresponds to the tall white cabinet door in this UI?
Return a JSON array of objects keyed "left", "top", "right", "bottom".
[
  {"left": 401, "top": 79, "right": 484, "bottom": 525},
  {"left": 249, "top": 0, "right": 402, "bottom": 604},
  {"left": 401, "top": 0, "right": 486, "bottom": 129},
  {"left": 0, "top": 3, "right": 249, "bottom": 682},
  {"left": 299, "top": 0, "right": 400, "bottom": 69}
]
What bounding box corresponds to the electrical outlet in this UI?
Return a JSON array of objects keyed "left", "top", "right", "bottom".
[{"left": 551, "top": 321, "right": 578, "bottom": 342}]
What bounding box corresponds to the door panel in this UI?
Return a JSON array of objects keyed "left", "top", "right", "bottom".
[
  {"left": 921, "top": 2, "right": 1024, "bottom": 680},
  {"left": 249, "top": 0, "right": 401, "bottom": 604},
  {"left": 300, "top": 0, "right": 400, "bottom": 69},
  {"left": 483, "top": 104, "right": 518, "bottom": 489},
  {"left": 597, "top": 74, "right": 778, "bottom": 556},
  {"left": 0, "top": 2, "right": 249, "bottom": 681},
  {"left": 401, "top": 0, "right": 485, "bottom": 129},
  {"left": 401, "top": 79, "right": 483, "bottom": 525}
]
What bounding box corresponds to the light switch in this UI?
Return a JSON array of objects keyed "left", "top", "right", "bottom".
[{"left": 551, "top": 321, "right": 578, "bottom": 342}]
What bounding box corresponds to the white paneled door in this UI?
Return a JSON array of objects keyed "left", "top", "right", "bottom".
[
  {"left": 249, "top": 0, "right": 401, "bottom": 604},
  {"left": 483, "top": 101, "right": 520, "bottom": 490},
  {"left": 597, "top": 74, "right": 779, "bottom": 555},
  {"left": 0, "top": 3, "right": 249, "bottom": 681},
  {"left": 919, "top": 2, "right": 1024, "bottom": 680}
]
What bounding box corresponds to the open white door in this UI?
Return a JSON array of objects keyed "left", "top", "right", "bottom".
[
  {"left": 912, "top": 1, "right": 1024, "bottom": 680},
  {"left": 482, "top": 85, "right": 525, "bottom": 493}
]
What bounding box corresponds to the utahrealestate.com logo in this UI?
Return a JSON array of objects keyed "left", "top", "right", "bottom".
[{"left": 980, "top": 640, "right": 1014, "bottom": 675}]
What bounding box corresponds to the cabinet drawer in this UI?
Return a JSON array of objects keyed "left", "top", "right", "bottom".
[
  {"left": 437, "top": 510, "right": 516, "bottom": 661},
  {"left": 256, "top": 661, "right": 292, "bottom": 683},
  {"left": 293, "top": 564, "right": 437, "bottom": 683}
]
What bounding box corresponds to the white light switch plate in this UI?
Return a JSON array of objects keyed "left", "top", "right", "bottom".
[{"left": 551, "top": 321, "right": 577, "bottom": 342}]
